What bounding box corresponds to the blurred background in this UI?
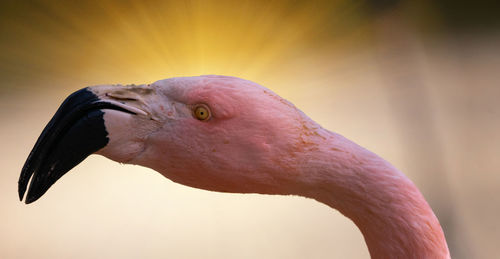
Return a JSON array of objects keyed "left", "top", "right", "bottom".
[{"left": 1, "top": 0, "right": 499, "bottom": 258}]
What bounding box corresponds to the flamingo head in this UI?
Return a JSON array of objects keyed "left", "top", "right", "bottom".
[{"left": 19, "top": 75, "right": 321, "bottom": 203}]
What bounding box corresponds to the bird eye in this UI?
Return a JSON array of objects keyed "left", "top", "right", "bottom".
[{"left": 193, "top": 105, "right": 210, "bottom": 121}]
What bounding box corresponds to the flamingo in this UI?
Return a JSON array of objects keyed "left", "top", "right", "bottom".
[{"left": 18, "top": 75, "right": 450, "bottom": 258}]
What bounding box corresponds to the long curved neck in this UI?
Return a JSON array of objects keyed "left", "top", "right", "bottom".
[{"left": 291, "top": 130, "right": 450, "bottom": 258}]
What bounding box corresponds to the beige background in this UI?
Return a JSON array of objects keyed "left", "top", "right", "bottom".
[{"left": 1, "top": 1, "right": 499, "bottom": 258}]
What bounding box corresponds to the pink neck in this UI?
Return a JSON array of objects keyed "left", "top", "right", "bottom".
[{"left": 291, "top": 131, "right": 450, "bottom": 258}]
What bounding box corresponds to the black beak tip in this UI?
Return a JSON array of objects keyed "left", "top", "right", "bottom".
[
  {"left": 19, "top": 192, "right": 25, "bottom": 203},
  {"left": 18, "top": 186, "right": 24, "bottom": 202},
  {"left": 17, "top": 88, "right": 114, "bottom": 204},
  {"left": 24, "top": 194, "right": 38, "bottom": 204},
  {"left": 18, "top": 174, "right": 29, "bottom": 202}
]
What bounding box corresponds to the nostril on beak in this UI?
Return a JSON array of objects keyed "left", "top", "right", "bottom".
[{"left": 105, "top": 92, "right": 139, "bottom": 102}]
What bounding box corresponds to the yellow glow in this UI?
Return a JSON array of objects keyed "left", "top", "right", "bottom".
[{"left": 0, "top": 0, "right": 369, "bottom": 92}]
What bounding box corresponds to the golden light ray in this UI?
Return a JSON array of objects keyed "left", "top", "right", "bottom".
[{"left": 0, "top": 0, "right": 370, "bottom": 90}]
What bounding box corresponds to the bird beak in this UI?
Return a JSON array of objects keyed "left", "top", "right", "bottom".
[{"left": 18, "top": 85, "right": 151, "bottom": 204}]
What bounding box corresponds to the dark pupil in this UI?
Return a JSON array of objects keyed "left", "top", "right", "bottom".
[{"left": 200, "top": 111, "right": 204, "bottom": 115}]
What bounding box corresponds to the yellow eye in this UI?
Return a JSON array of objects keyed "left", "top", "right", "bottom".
[{"left": 194, "top": 105, "right": 210, "bottom": 120}]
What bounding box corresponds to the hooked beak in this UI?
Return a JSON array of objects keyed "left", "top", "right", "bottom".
[{"left": 18, "top": 86, "right": 149, "bottom": 204}]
